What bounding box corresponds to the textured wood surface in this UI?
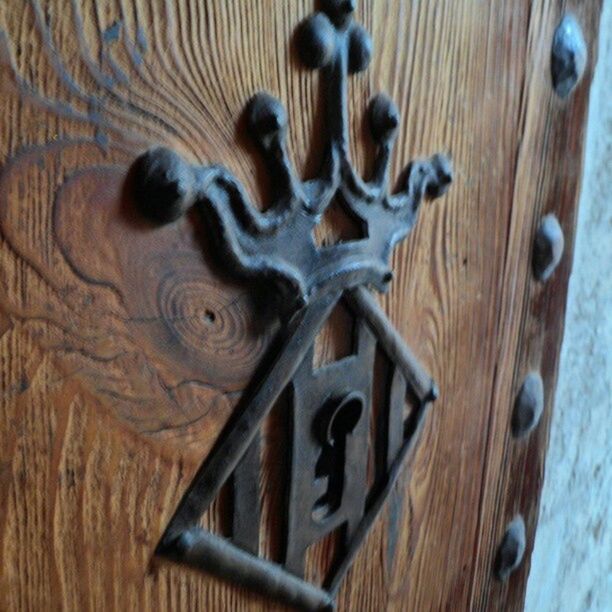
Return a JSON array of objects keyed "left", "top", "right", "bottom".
[{"left": 0, "top": 1, "right": 602, "bottom": 610}]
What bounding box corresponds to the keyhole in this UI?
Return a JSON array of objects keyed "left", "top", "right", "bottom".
[{"left": 312, "top": 393, "right": 363, "bottom": 522}]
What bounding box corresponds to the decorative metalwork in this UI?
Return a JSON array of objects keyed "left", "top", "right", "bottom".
[{"left": 133, "top": 2, "right": 452, "bottom": 610}]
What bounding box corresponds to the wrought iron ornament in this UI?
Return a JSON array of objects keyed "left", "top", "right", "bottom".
[{"left": 134, "top": 2, "right": 452, "bottom": 610}]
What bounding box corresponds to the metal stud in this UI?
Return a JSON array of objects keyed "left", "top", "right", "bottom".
[
  {"left": 495, "top": 516, "right": 526, "bottom": 582},
  {"left": 512, "top": 372, "right": 544, "bottom": 438},
  {"left": 533, "top": 214, "right": 565, "bottom": 282},
  {"left": 551, "top": 14, "right": 587, "bottom": 99}
]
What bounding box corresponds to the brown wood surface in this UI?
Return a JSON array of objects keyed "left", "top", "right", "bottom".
[{"left": 0, "top": 1, "right": 602, "bottom": 610}]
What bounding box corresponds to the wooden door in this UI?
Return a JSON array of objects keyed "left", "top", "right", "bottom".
[{"left": 0, "top": 1, "right": 602, "bottom": 610}]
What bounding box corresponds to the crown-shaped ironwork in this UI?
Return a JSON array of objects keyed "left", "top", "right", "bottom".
[
  {"left": 133, "top": 2, "right": 453, "bottom": 610},
  {"left": 134, "top": 0, "right": 452, "bottom": 308}
]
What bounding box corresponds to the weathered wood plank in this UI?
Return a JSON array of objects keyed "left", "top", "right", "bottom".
[{"left": 0, "top": 1, "right": 601, "bottom": 610}]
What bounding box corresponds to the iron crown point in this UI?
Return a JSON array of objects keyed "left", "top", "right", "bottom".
[
  {"left": 369, "top": 94, "right": 400, "bottom": 144},
  {"left": 321, "top": 0, "right": 357, "bottom": 27},
  {"left": 347, "top": 24, "right": 372, "bottom": 74},
  {"left": 297, "top": 13, "right": 337, "bottom": 69},
  {"left": 247, "top": 92, "right": 288, "bottom": 149},
  {"left": 426, "top": 154, "right": 454, "bottom": 198},
  {"left": 134, "top": 146, "right": 196, "bottom": 224}
]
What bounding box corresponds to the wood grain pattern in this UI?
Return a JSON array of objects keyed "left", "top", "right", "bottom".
[{"left": 0, "top": 1, "right": 601, "bottom": 610}]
